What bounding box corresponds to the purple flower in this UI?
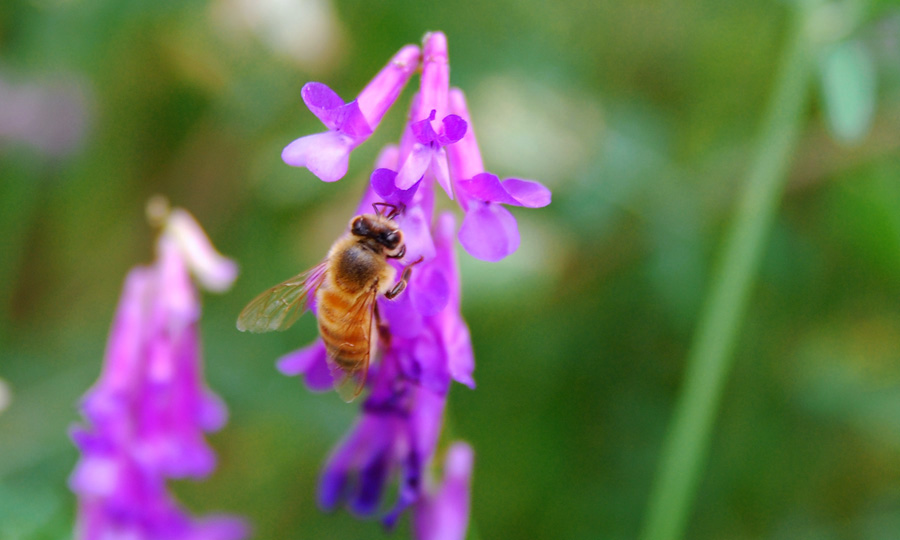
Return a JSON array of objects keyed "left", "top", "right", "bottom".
[
  {"left": 447, "top": 88, "right": 552, "bottom": 262},
  {"left": 0, "top": 71, "right": 91, "bottom": 158},
  {"left": 269, "top": 31, "right": 549, "bottom": 537},
  {"left": 395, "top": 33, "right": 467, "bottom": 199},
  {"left": 282, "top": 44, "right": 421, "bottom": 182},
  {"left": 394, "top": 110, "right": 467, "bottom": 198},
  {"left": 413, "top": 443, "right": 474, "bottom": 540},
  {"left": 71, "top": 206, "right": 247, "bottom": 540}
]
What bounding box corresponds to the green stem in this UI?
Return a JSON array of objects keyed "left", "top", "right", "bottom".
[{"left": 638, "top": 6, "right": 814, "bottom": 540}]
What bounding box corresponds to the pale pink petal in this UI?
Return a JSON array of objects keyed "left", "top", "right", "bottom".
[
  {"left": 282, "top": 131, "right": 355, "bottom": 183},
  {"left": 458, "top": 202, "right": 520, "bottom": 262},
  {"left": 165, "top": 209, "right": 238, "bottom": 293},
  {"left": 432, "top": 148, "right": 454, "bottom": 200},
  {"left": 395, "top": 143, "right": 432, "bottom": 190},
  {"left": 502, "top": 178, "right": 552, "bottom": 208}
]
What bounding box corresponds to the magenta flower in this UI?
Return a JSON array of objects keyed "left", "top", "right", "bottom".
[
  {"left": 394, "top": 110, "right": 467, "bottom": 198},
  {"left": 70, "top": 206, "right": 247, "bottom": 540},
  {"left": 282, "top": 44, "right": 421, "bottom": 182},
  {"left": 395, "top": 32, "right": 466, "bottom": 199},
  {"left": 266, "top": 31, "right": 548, "bottom": 538},
  {"left": 447, "top": 88, "right": 551, "bottom": 262}
]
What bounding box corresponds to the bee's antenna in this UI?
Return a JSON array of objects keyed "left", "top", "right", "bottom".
[{"left": 373, "top": 202, "right": 403, "bottom": 219}]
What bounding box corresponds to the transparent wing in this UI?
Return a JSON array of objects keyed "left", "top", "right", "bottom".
[
  {"left": 326, "top": 287, "right": 378, "bottom": 402},
  {"left": 236, "top": 262, "right": 328, "bottom": 333}
]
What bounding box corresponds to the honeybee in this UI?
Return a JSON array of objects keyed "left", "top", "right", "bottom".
[{"left": 237, "top": 203, "right": 420, "bottom": 402}]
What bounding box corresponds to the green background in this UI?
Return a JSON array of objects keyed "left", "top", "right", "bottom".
[{"left": 2, "top": 0, "right": 900, "bottom": 538}]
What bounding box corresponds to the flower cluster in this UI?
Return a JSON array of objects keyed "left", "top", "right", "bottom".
[
  {"left": 70, "top": 205, "right": 247, "bottom": 540},
  {"left": 277, "top": 32, "right": 550, "bottom": 536}
]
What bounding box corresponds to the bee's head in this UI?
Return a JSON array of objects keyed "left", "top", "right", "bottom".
[{"left": 350, "top": 214, "right": 405, "bottom": 258}]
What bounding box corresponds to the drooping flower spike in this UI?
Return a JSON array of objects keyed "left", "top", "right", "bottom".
[
  {"left": 71, "top": 202, "right": 247, "bottom": 540},
  {"left": 282, "top": 44, "right": 421, "bottom": 182}
]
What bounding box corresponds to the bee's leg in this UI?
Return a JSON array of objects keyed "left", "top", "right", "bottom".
[
  {"left": 374, "top": 302, "right": 391, "bottom": 345},
  {"left": 385, "top": 256, "right": 424, "bottom": 299}
]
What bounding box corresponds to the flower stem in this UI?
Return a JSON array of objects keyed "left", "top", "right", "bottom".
[{"left": 639, "top": 5, "right": 814, "bottom": 540}]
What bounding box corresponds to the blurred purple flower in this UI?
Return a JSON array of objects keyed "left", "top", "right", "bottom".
[
  {"left": 273, "top": 31, "right": 548, "bottom": 538},
  {"left": 413, "top": 443, "right": 474, "bottom": 540},
  {"left": 0, "top": 72, "right": 91, "bottom": 159},
  {"left": 70, "top": 206, "right": 247, "bottom": 540},
  {"left": 282, "top": 44, "right": 421, "bottom": 182}
]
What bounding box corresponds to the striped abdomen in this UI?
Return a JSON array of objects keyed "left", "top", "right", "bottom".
[{"left": 316, "top": 286, "right": 376, "bottom": 372}]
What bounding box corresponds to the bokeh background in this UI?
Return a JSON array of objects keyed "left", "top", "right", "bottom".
[{"left": 2, "top": 0, "right": 900, "bottom": 538}]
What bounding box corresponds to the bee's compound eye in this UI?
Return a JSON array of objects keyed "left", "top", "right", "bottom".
[
  {"left": 383, "top": 231, "right": 400, "bottom": 249},
  {"left": 351, "top": 217, "right": 367, "bottom": 236}
]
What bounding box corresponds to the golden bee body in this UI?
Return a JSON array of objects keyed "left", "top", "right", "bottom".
[
  {"left": 237, "top": 205, "right": 416, "bottom": 401},
  {"left": 316, "top": 235, "right": 396, "bottom": 372}
]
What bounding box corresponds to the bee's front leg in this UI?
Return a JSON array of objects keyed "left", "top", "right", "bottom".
[{"left": 385, "top": 256, "right": 424, "bottom": 299}]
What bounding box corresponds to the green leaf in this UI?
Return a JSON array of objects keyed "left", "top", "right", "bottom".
[{"left": 818, "top": 39, "right": 877, "bottom": 144}]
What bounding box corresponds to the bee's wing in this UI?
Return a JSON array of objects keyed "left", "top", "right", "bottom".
[
  {"left": 236, "top": 262, "right": 328, "bottom": 333},
  {"left": 326, "top": 287, "right": 378, "bottom": 403}
]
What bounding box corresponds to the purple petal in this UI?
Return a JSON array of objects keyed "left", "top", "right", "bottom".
[
  {"left": 436, "top": 114, "right": 466, "bottom": 146},
  {"left": 411, "top": 265, "right": 449, "bottom": 317},
  {"left": 502, "top": 178, "right": 552, "bottom": 208},
  {"left": 411, "top": 110, "right": 439, "bottom": 145},
  {"left": 198, "top": 390, "right": 227, "bottom": 432},
  {"left": 457, "top": 173, "right": 519, "bottom": 206},
  {"left": 410, "top": 387, "right": 446, "bottom": 466},
  {"left": 458, "top": 174, "right": 551, "bottom": 208},
  {"left": 191, "top": 516, "right": 251, "bottom": 540},
  {"left": 413, "top": 443, "right": 474, "bottom": 540},
  {"left": 334, "top": 101, "right": 374, "bottom": 140},
  {"left": 350, "top": 448, "right": 391, "bottom": 516},
  {"left": 412, "top": 330, "right": 450, "bottom": 394},
  {"left": 396, "top": 206, "right": 436, "bottom": 263},
  {"left": 319, "top": 415, "right": 398, "bottom": 512},
  {"left": 374, "top": 144, "right": 400, "bottom": 170},
  {"left": 417, "top": 32, "right": 449, "bottom": 119},
  {"left": 70, "top": 455, "right": 120, "bottom": 496},
  {"left": 95, "top": 268, "right": 152, "bottom": 397},
  {"left": 356, "top": 44, "right": 421, "bottom": 128},
  {"left": 379, "top": 289, "right": 423, "bottom": 339},
  {"left": 282, "top": 131, "right": 354, "bottom": 183},
  {"left": 446, "top": 88, "right": 484, "bottom": 184},
  {"left": 276, "top": 340, "right": 334, "bottom": 392},
  {"left": 395, "top": 143, "right": 432, "bottom": 190},
  {"left": 445, "top": 321, "right": 475, "bottom": 389},
  {"left": 458, "top": 202, "right": 520, "bottom": 262},
  {"left": 371, "top": 168, "right": 421, "bottom": 209},
  {"left": 301, "top": 82, "right": 346, "bottom": 130},
  {"left": 395, "top": 179, "right": 422, "bottom": 208},
  {"left": 356, "top": 146, "right": 401, "bottom": 214},
  {"left": 371, "top": 168, "right": 399, "bottom": 198}
]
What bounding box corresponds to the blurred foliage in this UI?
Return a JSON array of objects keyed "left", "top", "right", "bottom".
[{"left": 1, "top": 0, "right": 900, "bottom": 539}]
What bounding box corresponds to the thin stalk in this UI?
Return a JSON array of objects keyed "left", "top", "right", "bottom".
[{"left": 638, "top": 6, "right": 815, "bottom": 540}]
